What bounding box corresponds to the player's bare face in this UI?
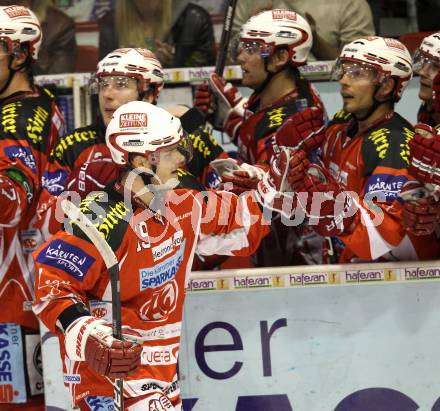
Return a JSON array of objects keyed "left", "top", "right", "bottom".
[
  {"left": 417, "top": 61, "right": 439, "bottom": 102},
  {"left": 153, "top": 147, "right": 186, "bottom": 184},
  {"left": 412, "top": 49, "right": 440, "bottom": 102},
  {"left": 0, "top": 43, "right": 11, "bottom": 94},
  {"left": 236, "top": 46, "right": 267, "bottom": 89},
  {"left": 338, "top": 63, "right": 379, "bottom": 117},
  {"left": 98, "top": 76, "right": 140, "bottom": 126}
]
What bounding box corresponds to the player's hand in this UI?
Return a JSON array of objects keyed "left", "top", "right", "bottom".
[
  {"left": 194, "top": 82, "right": 212, "bottom": 114},
  {"left": 208, "top": 73, "right": 247, "bottom": 136},
  {"left": 256, "top": 147, "right": 297, "bottom": 218},
  {"left": 400, "top": 180, "right": 440, "bottom": 236},
  {"left": 271, "top": 106, "right": 325, "bottom": 158},
  {"left": 64, "top": 316, "right": 143, "bottom": 378},
  {"left": 298, "top": 164, "right": 358, "bottom": 236},
  {"left": 286, "top": 149, "right": 310, "bottom": 191},
  {"left": 211, "top": 158, "right": 267, "bottom": 194},
  {"left": 408, "top": 123, "right": 440, "bottom": 185}
]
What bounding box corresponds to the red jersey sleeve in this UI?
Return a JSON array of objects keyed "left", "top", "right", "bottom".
[
  {"left": 195, "top": 189, "right": 270, "bottom": 256},
  {"left": 33, "top": 230, "right": 107, "bottom": 333}
]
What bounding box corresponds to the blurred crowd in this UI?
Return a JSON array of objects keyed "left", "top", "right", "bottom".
[{"left": 0, "top": 0, "right": 439, "bottom": 73}]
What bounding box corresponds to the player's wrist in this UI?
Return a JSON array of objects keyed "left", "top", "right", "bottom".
[
  {"left": 56, "top": 302, "right": 91, "bottom": 333},
  {"left": 64, "top": 316, "right": 106, "bottom": 361}
]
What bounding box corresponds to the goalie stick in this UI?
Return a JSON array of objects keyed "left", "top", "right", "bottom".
[{"left": 61, "top": 199, "right": 124, "bottom": 411}]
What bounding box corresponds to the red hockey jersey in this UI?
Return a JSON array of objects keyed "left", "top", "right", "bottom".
[
  {"left": 235, "top": 78, "right": 325, "bottom": 165},
  {"left": 0, "top": 87, "right": 64, "bottom": 329},
  {"left": 33, "top": 186, "right": 269, "bottom": 407},
  {"left": 322, "top": 111, "right": 439, "bottom": 262}
]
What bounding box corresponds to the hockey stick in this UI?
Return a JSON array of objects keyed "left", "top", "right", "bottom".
[
  {"left": 204, "top": 0, "right": 238, "bottom": 129},
  {"left": 61, "top": 199, "right": 124, "bottom": 411},
  {"left": 215, "top": 0, "right": 238, "bottom": 76}
]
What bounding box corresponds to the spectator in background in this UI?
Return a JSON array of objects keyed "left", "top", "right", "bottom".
[
  {"left": 232, "top": 0, "right": 375, "bottom": 60},
  {"left": 417, "top": 0, "right": 440, "bottom": 31},
  {"left": 0, "top": 0, "right": 77, "bottom": 74},
  {"left": 98, "top": 0, "right": 216, "bottom": 68}
]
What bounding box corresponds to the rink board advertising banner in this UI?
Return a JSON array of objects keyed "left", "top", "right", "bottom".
[
  {"left": 180, "top": 268, "right": 440, "bottom": 411},
  {"left": 41, "top": 262, "right": 440, "bottom": 411}
]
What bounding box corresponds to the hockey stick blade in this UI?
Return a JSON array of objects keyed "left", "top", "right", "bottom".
[{"left": 61, "top": 199, "right": 124, "bottom": 411}]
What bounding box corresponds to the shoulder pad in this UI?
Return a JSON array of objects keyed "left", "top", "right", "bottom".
[
  {"left": 67, "top": 191, "right": 132, "bottom": 252},
  {"left": 41, "top": 86, "right": 55, "bottom": 99},
  {"left": 254, "top": 101, "right": 300, "bottom": 142},
  {"left": 177, "top": 168, "right": 206, "bottom": 192},
  {"left": 328, "top": 109, "right": 352, "bottom": 126},
  {"left": 362, "top": 114, "right": 414, "bottom": 174},
  {"left": 188, "top": 129, "right": 224, "bottom": 177},
  {"left": 50, "top": 125, "right": 99, "bottom": 168},
  {"left": 0, "top": 94, "right": 54, "bottom": 152}
]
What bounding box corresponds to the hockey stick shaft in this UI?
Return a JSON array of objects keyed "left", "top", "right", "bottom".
[
  {"left": 215, "top": 0, "right": 238, "bottom": 76},
  {"left": 61, "top": 200, "right": 124, "bottom": 411}
]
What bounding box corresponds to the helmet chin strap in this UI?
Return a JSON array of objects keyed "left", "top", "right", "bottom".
[
  {"left": 0, "top": 52, "right": 32, "bottom": 98},
  {"left": 139, "top": 86, "right": 157, "bottom": 105},
  {"left": 0, "top": 55, "right": 18, "bottom": 96},
  {"left": 254, "top": 55, "right": 288, "bottom": 94},
  {"left": 354, "top": 84, "right": 393, "bottom": 121}
]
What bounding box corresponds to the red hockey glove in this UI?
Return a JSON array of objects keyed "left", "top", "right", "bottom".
[
  {"left": 286, "top": 149, "right": 310, "bottom": 191},
  {"left": 210, "top": 158, "right": 267, "bottom": 194},
  {"left": 194, "top": 82, "right": 212, "bottom": 113},
  {"left": 256, "top": 147, "right": 297, "bottom": 218},
  {"left": 66, "top": 159, "right": 120, "bottom": 196},
  {"left": 400, "top": 180, "right": 440, "bottom": 236},
  {"left": 433, "top": 71, "right": 440, "bottom": 113},
  {"left": 408, "top": 123, "right": 440, "bottom": 185},
  {"left": 299, "top": 164, "right": 358, "bottom": 237},
  {"left": 208, "top": 73, "right": 247, "bottom": 137},
  {"left": 270, "top": 106, "right": 326, "bottom": 158},
  {"left": 64, "top": 316, "right": 143, "bottom": 379}
]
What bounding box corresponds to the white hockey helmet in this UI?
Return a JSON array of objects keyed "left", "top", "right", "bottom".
[
  {"left": 332, "top": 36, "right": 413, "bottom": 101},
  {"left": 96, "top": 48, "right": 165, "bottom": 99},
  {"left": 413, "top": 32, "right": 440, "bottom": 74},
  {"left": 106, "top": 101, "right": 193, "bottom": 166},
  {"left": 0, "top": 5, "right": 42, "bottom": 62},
  {"left": 238, "top": 9, "right": 312, "bottom": 66}
]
